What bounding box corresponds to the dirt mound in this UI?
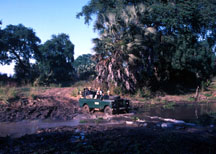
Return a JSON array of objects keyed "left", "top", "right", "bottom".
[{"left": 0, "top": 87, "right": 79, "bottom": 122}]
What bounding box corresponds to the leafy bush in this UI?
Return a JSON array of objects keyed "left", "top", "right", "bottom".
[
  {"left": 135, "top": 89, "right": 145, "bottom": 98},
  {"left": 188, "top": 97, "right": 196, "bottom": 102},
  {"left": 0, "top": 86, "right": 49, "bottom": 103},
  {"left": 0, "top": 87, "right": 19, "bottom": 103},
  {"left": 31, "top": 94, "right": 38, "bottom": 100},
  {"left": 162, "top": 102, "right": 176, "bottom": 109},
  {"left": 204, "top": 93, "right": 212, "bottom": 97},
  {"left": 135, "top": 87, "right": 152, "bottom": 98},
  {"left": 71, "top": 88, "right": 79, "bottom": 97},
  {"left": 113, "top": 86, "right": 122, "bottom": 95},
  {"left": 79, "top": 120, "right": 87, "bottom": 123}
]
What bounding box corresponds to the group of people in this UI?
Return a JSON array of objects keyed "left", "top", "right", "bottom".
[{"left": 80, "top": 87, "right": 111, "bottom": 99}]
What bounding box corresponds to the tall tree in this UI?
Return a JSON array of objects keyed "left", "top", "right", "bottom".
[
  {"left": 73, "top": 54, "right": 96, "bottom": 80},
  {"left": 78, "top": 0, "right": 216, "bottom": 93},
  {"left": 0, "top": 21, "right": 5, "bottom": 60},
  {"left": 0, "top": 24, "right": 41, "bottom": 82},
  {"left": 37, "top": 34, "right": 75, "bottom": 84}
]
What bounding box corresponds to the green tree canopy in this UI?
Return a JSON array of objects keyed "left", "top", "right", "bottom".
[
  {"left": 78, "top": 0, "right": 216, "bottom": 93},
  {"left": 0, "top": 21, "right": 4, "bottom": 58},
  {"left": 0, "top": 24, "right": 41, "bottom": 82},
  {"left": 73, "top": 54, "right": 96, "bottom": 80},
  {"left": 36, "top": 33, "right": 75, "bottom": 84},
  {"left": 0, "top": 24, "right": 40, "bottom": 65}
]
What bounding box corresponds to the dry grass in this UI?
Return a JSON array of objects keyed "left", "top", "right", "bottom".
[{"left": 0, "top": 85, "right": 48, "bottom": 103}]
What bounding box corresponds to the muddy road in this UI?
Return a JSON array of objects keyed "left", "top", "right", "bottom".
[
  {"left": 1, "top": 87, "right": 216, "bottom": 153},
  {"left": 0, "top": 88, "right": 80, "bottom": 122}
]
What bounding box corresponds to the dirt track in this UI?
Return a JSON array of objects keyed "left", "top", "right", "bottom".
[{"left": 0, "top": 88, "right": 79, "bottom": 122}]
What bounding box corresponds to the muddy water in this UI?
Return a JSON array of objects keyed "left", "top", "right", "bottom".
[
  {"left": 135, "top": 102, "right": 216, "bottom": 123},
  {"left": 0, "top": 119, "right": 81, "bottom": 138},
  {"left": 0, "top": 114, "right": 125, "bottom": 138},
  {"left": 1, "top": 102, "right": 216, "bottom": 138}
]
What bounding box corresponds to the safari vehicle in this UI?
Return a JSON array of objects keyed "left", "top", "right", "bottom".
[{"left": 79, "top": 90, "right": 130, "bottom": 115}]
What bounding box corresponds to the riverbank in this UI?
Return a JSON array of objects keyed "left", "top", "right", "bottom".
[
  {"left": 0, "top": 86, "right": 216, "bottom": 153},
  {"left": 1, "top": 85, "right": 216, "bottom": 122}
]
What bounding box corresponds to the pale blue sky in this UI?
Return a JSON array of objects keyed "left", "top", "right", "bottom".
[{"left": 0, "top": 0, "right": 97, "bottom": 75}]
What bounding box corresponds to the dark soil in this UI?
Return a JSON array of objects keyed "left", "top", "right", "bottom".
[
  {"left": 1, "top": 87, "right": 216, "bottom": 153},
  {"left": 0, "top": 88, "right": 79, "bottom": 122},
  {"left": 0, "top": 124, "right": 216, "bottom": 154}
]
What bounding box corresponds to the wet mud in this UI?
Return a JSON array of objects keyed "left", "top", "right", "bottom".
[
  {"left": 0, "top": 96, "right": 79, "bottom": 122},
  {"left": 0, "top": 123, "right": 216, "bottom": 154},
  {"left": 1, "top": 88, "right": 216, "bottom": 153}
]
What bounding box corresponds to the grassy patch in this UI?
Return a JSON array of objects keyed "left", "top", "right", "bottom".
[
  {"left": 0, "top": 87, "right": 19, "bottom": 103},
  {"left": 136, "top": 97, "right": 149, "bottom": 102},
  {"left": 71, "top": 88, "right": 80, "bottom": 97},
  {"left": 0, "top": 86, "right": 48, "bottom": 103},
  {"left": 135, "top": 87, "right": 152, "bottom": 98},
  {"left": 162, "top": 102, "right": 176, "bottom": 109},
  {"left": 210, "top": 85, "right": 216, "bottom": 90},
  {"left": 71, "top": 86, "right": 85, "bottom": 97},
  {"left": 70, "top": 80, "right": 95, "bottom": 97},
  {"left": 187, "top": 97, "right": 196, "bottom": 102},
  {"left": 73, "top": 80, "right": 89, "bottom": 87},
  {"left": 159, "top": 100, "right": 167, "bottom": 104},
  {"left": 113, "top": 86, "right": 122, "bottom": 95},
  {"left": 204, "top": 93, "right": 212, "bottom": 97},
  {"left": 79, "top": 120, "right": 88, "bottom": 123},
  {"left": 49, "top": 83, "right": 62, "bottom": 87},
  {"left": 132, "top": 116, "right": 139, "bottom": 121},
  {"left": 95, "top": 117, "right": 104, "bottom": 123}
]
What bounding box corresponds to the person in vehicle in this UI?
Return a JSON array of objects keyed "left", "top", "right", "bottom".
[
  {"left": 79, "top": 90, "right": 83, "bottom": 98},
  {"left": 84, "top": 87, "right": 95, "bottom": 99},
  {"left": 107, "top": 90, "right": 111, "bottom": 96},
  {"left": 94, "top": 87, "right": 103, "bottom": 99},
  {"left": 102, "top": 90, "right": 112, "bottom": 99}
]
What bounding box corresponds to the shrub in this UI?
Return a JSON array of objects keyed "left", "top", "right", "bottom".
[
  {"left": 0, "top": 87, "right": 19, "bottom": 103},
  {"left": 135, "top": 89, "right": 145, "bottom": 98},
  {"left": 79, "top": 120, "right": 87, "bottom": 123},
  {"left": 113, "top": 86, "right": 122, "bottom": 95},
  {"left": 135, "top": 87, "right": 152, "bottom": 98},
  {"left": 71, "top": 88, "right": 79, "bottom": 97},
  {"left": 204, "top": 93, "right": 212, "bottom": 97},
  {"left": 162, "top": 102, "right": 175, "bottom": 109},
  {"left": 188, "top": 97, "right": 196, "bottom": 102}
]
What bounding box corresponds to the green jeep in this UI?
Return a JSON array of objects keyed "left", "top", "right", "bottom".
[{"left": 79, "top": 91, "right": 130, "bottom": 115}]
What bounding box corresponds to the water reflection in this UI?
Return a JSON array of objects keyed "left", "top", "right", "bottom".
[
  {"left": 1, "top": 102, "right": 216, "bottom": 138},
  {"left": 136, "top": 102, "right": 216, "bottom": 123},
  {"left": 0, "top": 119, "right": 80, "bottom": 138}
]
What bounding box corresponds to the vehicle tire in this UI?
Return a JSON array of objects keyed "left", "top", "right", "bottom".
[
  {"left": 82, "top": 104, "right": 90, "bottom": 114},
  {"left": 104, "top": 106, "right": 112, "bottom": 115}
]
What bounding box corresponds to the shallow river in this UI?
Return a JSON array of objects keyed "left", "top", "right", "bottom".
[
  {"left": 135, "top": 102, "right": 216, "bottom": 122},
  {"left": 0, "top": 102, "right": 216, "bottom": 138},
  {"left": 0, "top": 119, "right": 81, "bottom": 138}
]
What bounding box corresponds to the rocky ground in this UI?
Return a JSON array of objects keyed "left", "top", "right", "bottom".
[{"left": 0, "top": 87, "right": 216, "bottom": 153}]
